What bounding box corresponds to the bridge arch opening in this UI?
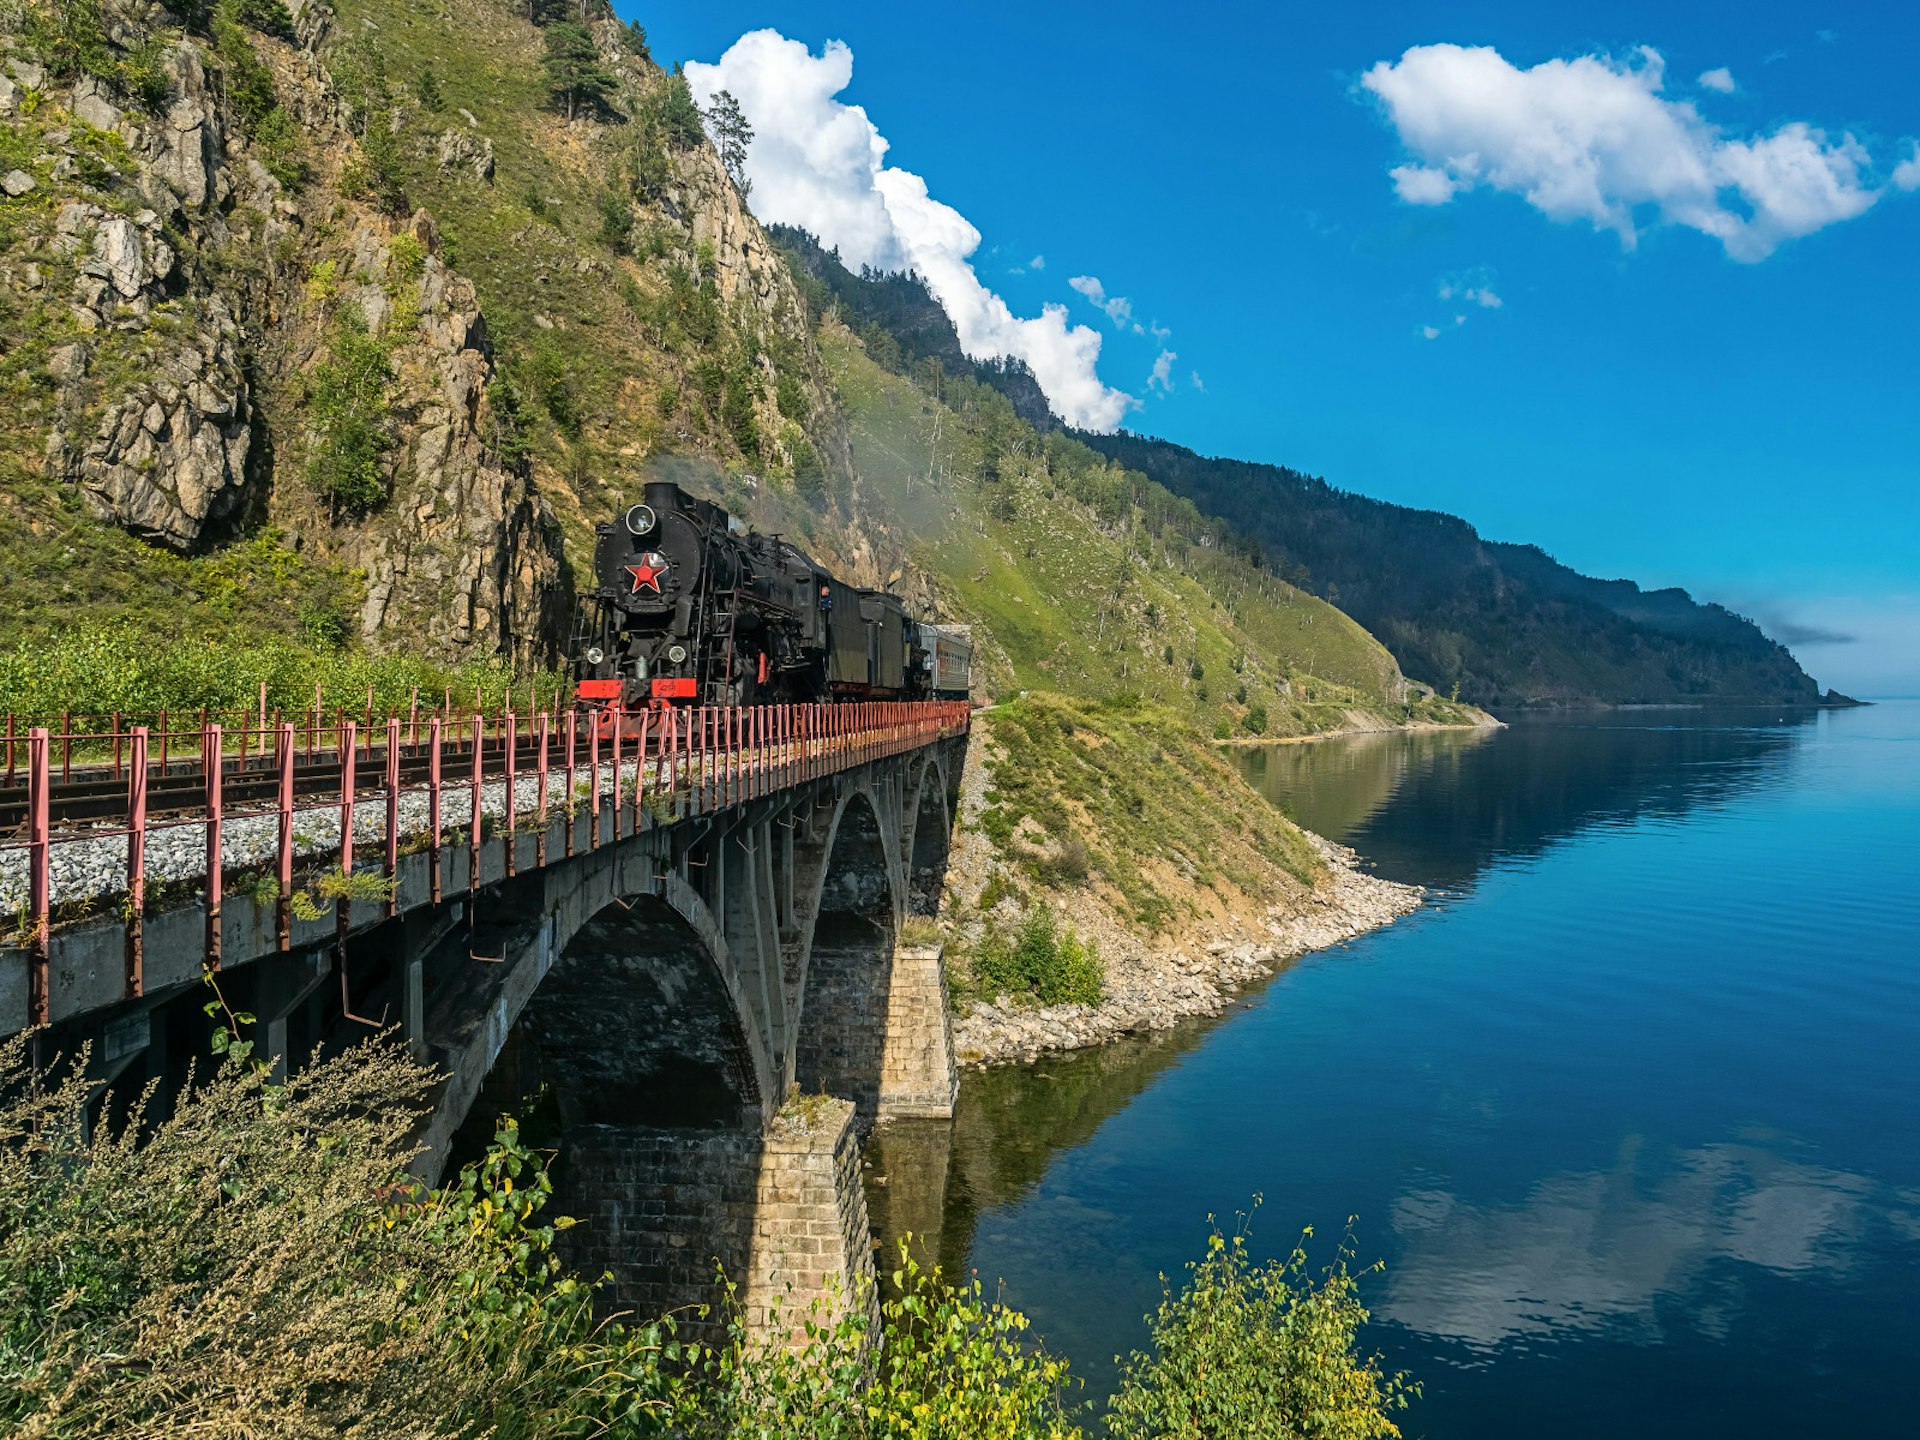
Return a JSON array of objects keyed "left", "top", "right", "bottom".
[
  {"left": 449, "top": 890, "right": 769, "bottom": 1326},
  {"left": 907, "top": 759, "right": 956, "bottom": 916},
  {"left": 793, "top": 791, "right": 898, "bottom": 1120},
  {"left": 458, "top": 894, "right": 762, "bottom": 1143}
]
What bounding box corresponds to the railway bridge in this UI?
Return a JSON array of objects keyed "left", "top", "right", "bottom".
[{"left": 0, "top": 699, "right": 971, "bottom": 1334}]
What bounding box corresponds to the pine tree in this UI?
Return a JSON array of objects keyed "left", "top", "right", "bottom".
[
  {"left": 704, "top": 88, "right": 753, "bottom": 194},
  {"left": 542, "top": 24, "right": 614, "bottom": 121}
]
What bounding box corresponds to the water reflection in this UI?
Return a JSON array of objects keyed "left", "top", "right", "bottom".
[
  {"left": 867, "top": 1013, "right": 1222, "bottom": 1276},
  {"left": 1232, "top": 711, "right": 1813, "bottom": 887},
  {"left": 1384, "top": 1136, "right": 1872, "bottom": 1351}
]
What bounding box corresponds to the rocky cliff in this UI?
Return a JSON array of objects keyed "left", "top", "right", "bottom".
[{"left": 0, "top": 0, "right": 845, "bottom": 665}]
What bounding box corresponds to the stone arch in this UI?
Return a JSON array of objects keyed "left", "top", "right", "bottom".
[
  {"left": 791, "top": 788, "right": 902, "bottom": 1119},
  {"left": 499, "top": 892, "right": 765, "bottom": 1132},
  {"left": 905, "top": 752, "right": 955, "bottom": 916},
  {"left": 423, "top": 850, "right": 776, "bottom": 1178}
]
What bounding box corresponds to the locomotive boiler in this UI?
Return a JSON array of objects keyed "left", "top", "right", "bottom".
[{"left": 571, "top": 480, "right": 971, "bottom": 717}]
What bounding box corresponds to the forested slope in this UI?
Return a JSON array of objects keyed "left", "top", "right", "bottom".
[{"left": 1080, "top": 433, "right": 1839, "bottom": 708}]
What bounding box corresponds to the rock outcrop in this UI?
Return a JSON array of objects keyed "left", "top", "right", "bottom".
[{"left": 9, "top": 1, "right": 570, "bottom": 662}]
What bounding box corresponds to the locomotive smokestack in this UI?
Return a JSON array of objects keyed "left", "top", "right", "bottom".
[{"left": 644, "top": 480, "right": 681, "bottom": 517}]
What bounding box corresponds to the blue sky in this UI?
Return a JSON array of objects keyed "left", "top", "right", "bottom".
[{"left": 635, "top": 2, "right": 1918, "bottom": 695}]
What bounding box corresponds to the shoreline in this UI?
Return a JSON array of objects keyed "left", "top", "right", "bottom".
[
  {"left": 1213, "top": 714, "right": 1504, "bottom": 749},
  {"left": 949, "top": 833, "right": 1422, "bottom": 1068}
]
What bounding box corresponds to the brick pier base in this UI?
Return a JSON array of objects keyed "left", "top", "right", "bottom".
[
  {"left": 876, "top": 944, "right": 959, "bottom": 1119},
  {"left": 557, "top": 1096, "right": 877, "bottom": 1345}
]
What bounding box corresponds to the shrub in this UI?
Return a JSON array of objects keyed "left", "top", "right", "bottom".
[
  {"left": 679, "top": 1241, "right": 1083, "bottom": 1439},
  {"left": 1107, "top": 1209, "right": 1417, "bottom": 1440},
  {"left": 970, "top": 905, "right": 1104, "bottom": 1006},
  {"left": 599, "top": 191, "right": 634, "bottom": 253},
  {"left": 306, "top": 309, "right": 393, "bottom": 515},
  {"left": 0, "top": 1034, "right": 678, "bottom": 1438},
  {"left": 1243, "top": 703, "right": 1268, "bottom": 736}
]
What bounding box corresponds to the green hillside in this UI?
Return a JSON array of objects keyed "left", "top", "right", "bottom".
[{"left": 820, "top": 326, "right": 1477, "bottom": 738}]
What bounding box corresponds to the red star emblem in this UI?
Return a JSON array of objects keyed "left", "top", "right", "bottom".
[{"left": 625, "top": 553, "right": 668, "bottom": 593}]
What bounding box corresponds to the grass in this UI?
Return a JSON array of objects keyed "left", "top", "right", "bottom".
[
  {"left": 0, "top": 618, "right": 566, "bottom": 726},
  {"left": 969, "top": 691, "right": 1325, "bottom": 933},
  {"left": 822, "top": 329, "right": 1477, "bottom": 738}
]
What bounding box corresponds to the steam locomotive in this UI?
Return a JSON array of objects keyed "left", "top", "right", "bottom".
[{"left": 571, "top": 480, "right": 972, "bottom": 717}]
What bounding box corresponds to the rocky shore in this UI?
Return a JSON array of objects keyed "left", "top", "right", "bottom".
[{"left": 949, "top": 833, "right": 1421, "bottom": 1067}]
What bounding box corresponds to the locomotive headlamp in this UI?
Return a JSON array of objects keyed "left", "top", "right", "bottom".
[
  {"left": 624, "top": 503, "right": 657, "bottom": 536},
  {"left": 666, "top": 643, "right": 689, "bottom": 665},
  {"left": 584, "top": 645, "right": 605, "bottom": 666}
]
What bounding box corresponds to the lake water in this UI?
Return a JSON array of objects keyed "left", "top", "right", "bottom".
[{"left": 865, "top": 701, "right": 1920, "bottom": 1436}]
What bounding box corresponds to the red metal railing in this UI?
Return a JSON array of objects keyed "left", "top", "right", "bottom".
[{"left": 5, "top": 700, "right": 970, "bottom": 1026}]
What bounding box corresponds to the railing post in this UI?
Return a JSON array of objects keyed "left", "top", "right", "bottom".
[
  {"left": 429, "top": 717, "right": 443, "bottom": 906},
  {"left": 504, "top": 708, "right": 518, "bottom": 877},
  {"left": 27, "top": 728, "right": 50, "bottom": 1026},
  {"left": 125, "top": 727, "right": 148, "bottom": 999},
  {"left": 339, "top": 721, "right": 358, "bottom": 932},
  {"left": 385, "top": 716, "right": 401, "bottom": 916},
  {"left": 635, "top": 710, "right": 652, "bottom": 830},
  {"left": 564, "top": 709, "right": 578, "bottom": 857},
  {"left": 667, "top": 706, "right": 681, "bottom": 818},
  {"left": 536, "top": 712, "right": 550, "bottom": 869},
  {"left": 207, "top": 721, "right": 225, "bottom": 971},
  {"left": 588, "top": 712, "right": 601, "bottom": 850},
  {"left": 271, "top": 722, "right": 289, "bottom": 952},
  {"left": 469, "top": 713, "right": 484, "bottom": 879},
  {"left": 609, "top": 708, "right": 623, "bottom": 842}
]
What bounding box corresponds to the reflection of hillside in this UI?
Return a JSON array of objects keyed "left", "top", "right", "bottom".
[
  {"left": 1384, "top": 1136, "right": 1873, "bottom": 1350},
  {"left": 1234, "top": 728, "right": 1495, "bottom": 843},
  {"left": 866, "top": 1012, "right": 1221, "bottom": 1273},
  {"left": 1237, "top": 714, "right": 1811, "bottom": 890}
]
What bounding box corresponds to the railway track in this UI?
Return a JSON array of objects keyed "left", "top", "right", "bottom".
[{"left": 0, "top": 736, "right": 575, "bottom": 836}]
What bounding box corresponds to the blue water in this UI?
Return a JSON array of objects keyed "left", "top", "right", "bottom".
[{"left": 872, "top": 702, "right": 1920, "bottom": 1437}]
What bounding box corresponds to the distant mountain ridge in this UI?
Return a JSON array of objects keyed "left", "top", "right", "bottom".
[{"left": 1078, "top": 433, "right": 1842, "bottom": 709}]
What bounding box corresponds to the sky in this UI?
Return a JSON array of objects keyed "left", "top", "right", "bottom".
[{"left": 628, "top": 1, "right": 1920, "bottom": 696}]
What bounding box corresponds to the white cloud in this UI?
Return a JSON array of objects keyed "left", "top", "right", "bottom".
[
  {"left": 1438, "top": 279, "right": 1503, "bottom": 308},
  {"left": 1361, "top": 43, "right": 1890, "bottom": 261},
  {"left": 1189, "top": 371, "right": 1205, "bottom": 392},
  {"left": 1420, "top": 324, "right": 1443, "bottom": 340},
  {"left": 1147, "top": 349, "right": 1177, "bottom": 394},
  {"left": 1894, "top": 143, "right": 1920, "bottom": 192},
  {"left": 686, "top": 32, "right": 1132, "bottom": 430},
  {"left": 1698, "top": 66, "right": 1735, "bottom": 93},
  {"left": 1029, "top": 254, "right": 1045, "bottom": 270},
  {"left": 1068, "top": 273, "right": 1135, "bottom": 327}
]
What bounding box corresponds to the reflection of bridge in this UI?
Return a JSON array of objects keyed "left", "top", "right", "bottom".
[{"left": 1, "top": 701, "right": 971, "bottom": 1334}]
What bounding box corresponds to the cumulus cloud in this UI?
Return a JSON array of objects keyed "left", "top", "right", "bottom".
[
  {"left": 1068, "top": 274, "right": 1136, "bottom": 328},
  {"left": 1029, "top": 254, "right": 1045, "bottom": 270},
  {"left": 1439, "top": 278, "right": 1503, "bottom": 308},
  {"left": 1147, "top": 349, "right": 1177, "bottom": 394},
  {"left": 1698, "top": 66, "right": 1736, "bottom": 93},
  {"left": 685, "top": 32, "right": 1132, "bottom": 430},
  {"left": 1361, "top": 43, "right": 1898, "bottom": 261},
  {"left": 1895, "top": 144, "right": 1920, "bottom": 192}
]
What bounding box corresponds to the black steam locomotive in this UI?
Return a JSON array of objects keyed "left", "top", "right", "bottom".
[{"left": 571, "top": 480, "right": 971, "bottom": 716}]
